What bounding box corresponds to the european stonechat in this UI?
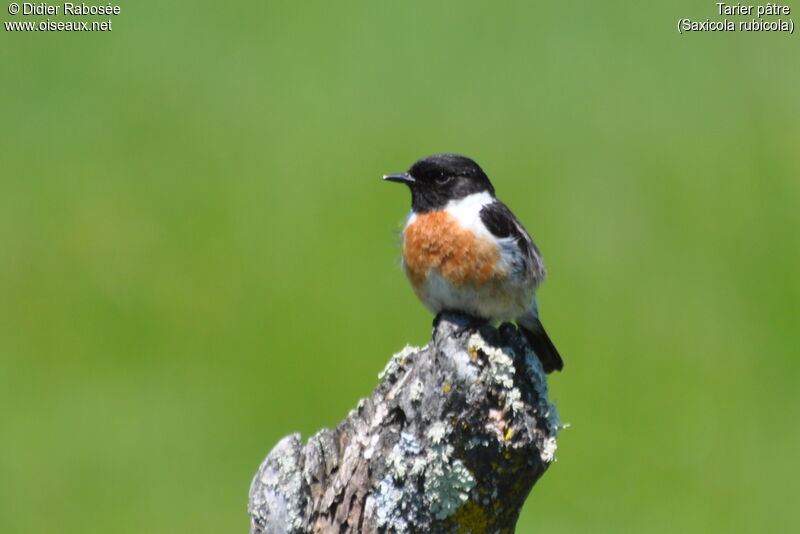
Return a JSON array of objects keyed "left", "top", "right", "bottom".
[{"left": 384, "top": 154, "right": 563, "bottom": 373}]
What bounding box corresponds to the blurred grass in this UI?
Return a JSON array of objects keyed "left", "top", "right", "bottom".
[{"left": 1, "top": 1, "right": 799, "bottom": 532}]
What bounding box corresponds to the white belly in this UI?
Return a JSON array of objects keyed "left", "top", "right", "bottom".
[{"left": 414, "top": 270, "right": 535, "bottom": 321}]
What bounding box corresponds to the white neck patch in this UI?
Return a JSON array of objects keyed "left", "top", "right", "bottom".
[
  {"left": 444, "top": 191, "right": 495, "bottom": 235},
  {"left": 403, "top": 191, "right": 495, "bottom": 230}
]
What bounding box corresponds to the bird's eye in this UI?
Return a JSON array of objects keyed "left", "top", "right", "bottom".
[{"left": 437, "top": 174, "right": 452, "bottom": 184}]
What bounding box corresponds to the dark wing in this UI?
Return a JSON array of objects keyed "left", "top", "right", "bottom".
[
  {"left": 520, "top": 318, "right": 564, "bottom": 373},
  {"left": 479, "top": 201, "right": 545, "bottom": 282}
]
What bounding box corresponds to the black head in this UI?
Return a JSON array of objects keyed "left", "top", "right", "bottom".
[{"left": 383, "top": 154, "right": 495, "bottom": 212}]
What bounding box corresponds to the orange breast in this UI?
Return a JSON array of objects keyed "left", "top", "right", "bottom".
[{"left": 403, "top": 211, "right": 502, "bottom": 288}]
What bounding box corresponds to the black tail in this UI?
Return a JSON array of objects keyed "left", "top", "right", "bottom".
[{"left": 520, "top": 319, "right": 564, "bottom": 374}]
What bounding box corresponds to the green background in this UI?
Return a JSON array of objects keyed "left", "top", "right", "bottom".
[{"left": 1, "top": 1, "right": 798, "bottom": 532}]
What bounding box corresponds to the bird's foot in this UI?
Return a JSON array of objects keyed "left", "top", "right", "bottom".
[{"left": 433, "top": 310, "right": 488, "bottom": 333}]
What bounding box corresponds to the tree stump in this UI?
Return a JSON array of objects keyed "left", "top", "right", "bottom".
[{"left": 248, "top": 313, "right": 561, "bottom": 533}]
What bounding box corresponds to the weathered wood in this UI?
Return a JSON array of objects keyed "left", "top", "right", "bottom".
[{"left": 248, "top": 313, "right": 561, "bottom": 534}]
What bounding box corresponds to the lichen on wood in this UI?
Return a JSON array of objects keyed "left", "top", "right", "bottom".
[{"left": 248, "top": 313, "right": 561, "bottom": 534}]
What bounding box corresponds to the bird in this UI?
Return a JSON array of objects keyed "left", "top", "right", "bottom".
[{"left": 384, "top": 153, "right": 563, "bottom": 373}]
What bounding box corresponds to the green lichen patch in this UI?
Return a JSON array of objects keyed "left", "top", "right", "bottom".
[
  {"left": 424, "top": 442, "right": 477, "bottom": 520},
  {"left": 469, "top": 333, "right": 523, "bottom": 413}
]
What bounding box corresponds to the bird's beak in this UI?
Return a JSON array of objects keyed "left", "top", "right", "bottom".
[{"left": 382, "top": 173, "right": 416, "bottom": 185}]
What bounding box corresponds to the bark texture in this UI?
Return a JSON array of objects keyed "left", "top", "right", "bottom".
[{"left": 248, "top": 313, "right": 561, "bottom": 534}]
